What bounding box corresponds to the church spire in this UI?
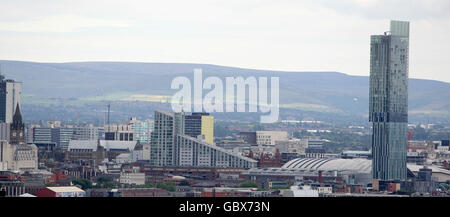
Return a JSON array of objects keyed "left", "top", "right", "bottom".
[
  {"left": 10, "top": 103, "right": 25, "bottom": 144},
  {"left": 13, "top": 103, "right": 22, "bottom": 124}
]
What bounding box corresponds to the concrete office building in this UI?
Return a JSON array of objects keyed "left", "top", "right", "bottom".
[
  {"left": 32, "top": 127, "right": 52, "bottom": 144},
  {"left": 104, "top": 123, "right": 134, "bottom": 141},
  {"left": 369, "top": 20, "right": 410, "bottom": 180},
  {"left": 32, "top": 127, "right": 73, "bottom": 150},
  {"left": 71, "top": 126, "right": 101, "bottom": 141},
  {"left": 0, "top": 140, "right": 38, "bottom": 172},
  {"left": 240, "top": 131, "right": 288, "bottom": 146},
  {"left": 0, "top": 74, "right": 21, "bottom": 124},
  {"left": 256, "top": 131, "right": 288, "bottom": 146}
]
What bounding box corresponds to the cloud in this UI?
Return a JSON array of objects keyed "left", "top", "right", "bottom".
[
  {"left": 0, "top": 15, "right": 130, "bottom": 33},
  {"left": 311, "top": 0, "right": 450, "bottom": 20},
  {"left": 0, "top": 0, "right": 449, "bottom": 82}
]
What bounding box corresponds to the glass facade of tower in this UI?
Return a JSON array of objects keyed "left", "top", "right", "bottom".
[{"left": 369, "top": 21, "right": 409, "bottom": 180}]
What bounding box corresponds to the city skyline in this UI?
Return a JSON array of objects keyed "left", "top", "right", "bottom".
[
  {"left": 1, "top": 1, "right": 450, "bottom": 82},
  {"left": 1, "top": 1, "right": 449, "bottom": 202}
]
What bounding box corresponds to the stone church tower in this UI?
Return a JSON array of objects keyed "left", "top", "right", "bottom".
[{"left": 10, "top": 103, "right": 25, "bottom": 144}]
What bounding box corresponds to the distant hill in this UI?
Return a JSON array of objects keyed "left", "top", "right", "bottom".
[{"left": 0, "top": 60, "right": 449, "bottom": 122}]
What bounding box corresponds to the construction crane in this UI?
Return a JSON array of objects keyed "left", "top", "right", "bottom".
[{"left": 95, "top": 103, "right": 112, "bottom": 126}]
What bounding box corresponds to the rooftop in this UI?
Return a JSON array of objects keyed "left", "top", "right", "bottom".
[{"left": 47, "top": 186, "right": 85, "bottom": 193}]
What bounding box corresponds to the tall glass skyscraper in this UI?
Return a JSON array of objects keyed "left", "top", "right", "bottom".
[{"left": 370, "top": 20, "right": 409, "bottom": 181}]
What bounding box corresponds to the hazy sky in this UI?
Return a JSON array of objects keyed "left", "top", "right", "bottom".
[{"left": 0, "top": 0, "right": 449, "bottom": 82}]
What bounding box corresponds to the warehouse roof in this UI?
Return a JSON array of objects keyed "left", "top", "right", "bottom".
[
  {"left": 100, "top": 140, "right": 137, "bottom": 151},
  {"left": 68, "top": 140, "right": 138, "bottom": 151},
  {"left": 282, "top": 158, "right": 372, "bottom": 174},
  {"left": 68, "top": 140, "right": 98, "bottom": 151},
  {"left": 47, "top": 186, "right": 85, "bottom": 193}
]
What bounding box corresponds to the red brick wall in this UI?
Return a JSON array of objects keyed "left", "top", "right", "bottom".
[{"left": 35, "top": 188, "right": 56, "bottom": 197}]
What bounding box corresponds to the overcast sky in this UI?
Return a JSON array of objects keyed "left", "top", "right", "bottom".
[{"left": 0, "top": 0, "right": 449, "bottom": 82}]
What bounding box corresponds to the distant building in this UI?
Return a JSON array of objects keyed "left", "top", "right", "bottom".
[
  {"left": 305, "top": 146, "right": 325, "bottom": 158},
  {"left": 304, "top": 137, "right": 326, "bottom": 158},
  {"left": 120, "top": 167, "right": 145, "bottom": 185},
  {"left": 66, "top": 140, "right": 105, "bottom": 166},
  {"left": 239, "top": 131, "right": 288, "bottom": 146},
  {"left": 0, "top": 140, "right": 38, "bottom": 172},
  {"left": 341, "top": 150, "right": 372, "bottom": 159},
  {"left": 281, "top": 185, "right": 319, "bottom": 197},
  {"left": 175, "top": 134, "right": 257, "bottom": 169},
  {"left": 71, "top": 126, "right": 101, "bottom": 141},
  {"left": 129, "top": 118, "right": 153, "bottom": 144},
  {"left": 104, "top": 123, "right": 133, "bottom": 141},
  {"left": 150, "top": 110, "right": 255, "bottom": 168},
  {"left": 9, "top": 104, "right": 25, "bottom": 144},
  {"left": 0, "top": 74, "right": 21, "bottom": 124},
  {"left": 32, "top": 127, "right": 73, "bottom": 150},
  {"left": 275, "top": 139, "right": 308, "bottom": 155},
  {"left": 150, "top": 110, "right": 183, "bottom": 167},
  {"left": 370, "top": 20, "right": 410, "bottom": 180},
  {"left": 256, "top": 131, "right": 288, "bottom": 146},
  {"left": 35, "top": 186, "right": 85, "bottom": 197},
  {"left": 184, "top": 113, "right": 214, "bottom": 145},
  {"left": 0, "top": 105, "right": 25, "bottom": 144},
  {"left": 66, "top": 140, "right": 139, "bottom": 165}
]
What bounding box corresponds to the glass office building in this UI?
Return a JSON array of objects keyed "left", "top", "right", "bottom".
[{"left": 369, "top": 20, "right": 409, "bottom": 180}]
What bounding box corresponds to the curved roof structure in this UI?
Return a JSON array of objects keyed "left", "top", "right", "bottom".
[{"left": 282, "top": 158, "right": 372, "bottom": 174}]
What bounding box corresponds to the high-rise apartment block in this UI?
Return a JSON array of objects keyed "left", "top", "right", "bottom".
[
  {"left": 150, "top": 110, "right": 256, "bottom": 168},
  {"left": 184, "top": 113, "right": 214, "bottom": 145},
  {"left": 129, "top": 117, "right": 153, "bottom": 144},
  {"left": 370, "top": 20, "right": 409, "bottom": 180},
  {"left": 150, "top": 110, "right": 181, "bottom": 166}
]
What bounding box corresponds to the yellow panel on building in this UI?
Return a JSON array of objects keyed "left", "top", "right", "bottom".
[{"left": 201, "top": 115, "right": 214, "bottom": 145}]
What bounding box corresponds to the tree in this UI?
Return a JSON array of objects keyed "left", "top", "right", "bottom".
[
  {"left": 157, "top": 182, "right": 176, "bottom": 192},
  {"left": 102, "top": 182, "right": 117, "bottom": 189},
  {"left": 72, "top": 178, "right": 92, "bottom": 190},
  {"left": 135, "top": 184, "right": 155, "bottom": 188},
  {"left": 239, "top": 181, "right": 258, "bottom": 188}
]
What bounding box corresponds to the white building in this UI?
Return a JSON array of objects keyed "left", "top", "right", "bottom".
[
  {"left": 0, "top": 140, "right": 38, "bottom": 172},
  {"left": 256, "top": 131, "right": 288, "bottom": 146},
  {"left": 129, "top": 118, "right": 153, "bottom": 144},
  {"left": 275, "top": 138, "right": 308, "bottom": 154},
  {"left": 115, "top": 153, "right": 131, "bottom": 164},
  {"left": 119, "top": 172, "right": 145, "bottom": 185},
  {"left": 176, "top": 134, "right": 257, "bottom": 168},
  {"left": 317, "top": 186, "right": 333, "bottom": 194},
  {"left": 72, "top": 126, "right": 101, "bottom": 141},
  {"left": 282, "top": 185, "right": 319, "bottom": 197}
]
